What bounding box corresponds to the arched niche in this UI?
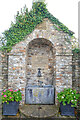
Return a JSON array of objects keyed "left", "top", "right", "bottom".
[{"left": 26, "top": 38, "right": 56, "bottom": 86}]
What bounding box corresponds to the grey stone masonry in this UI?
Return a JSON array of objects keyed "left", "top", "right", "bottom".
[
  {"left": 0, "top": 50, "right": 2, "bottom": 120},
  {"left": 1, "top": 50, "right": 8, "bottom": 89},
  {"left": 7, "top": 18, "right": 73, "bottom": 104},
  {"left": 72, "top": 52, "right": 80, "bottom": 92}
]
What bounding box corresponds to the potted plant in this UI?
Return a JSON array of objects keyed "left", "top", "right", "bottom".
[
  {"left": 1, "top": 89, "right": 22, "bottom": 115},
  {"left": 57, "top": 88, "right": 80, "bottom": 116}
]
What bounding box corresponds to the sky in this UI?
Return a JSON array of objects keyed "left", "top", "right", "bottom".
[{"left": 0, "top": 0, "right": 79, "bottom": 38}]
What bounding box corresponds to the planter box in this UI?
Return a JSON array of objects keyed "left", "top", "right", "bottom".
[
  {"left": 60, "top": 102, "right": 75, "bottom": 116},
  {"left": 3, "top": 101, "right": 19, "bottom": 115}
]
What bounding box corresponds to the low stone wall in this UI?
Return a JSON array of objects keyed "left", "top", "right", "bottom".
[
  {"left": 1, "top": 50, "right": 8, "bottom": 89},
  {"left": 0, "top": 50, "right": 2, "bottom": 120},
  {"left": 72, "top": 52, "right": 80, "bottom": 92},
  {"left": 0, "top": 80, "right": 2, "bottom": 120}
]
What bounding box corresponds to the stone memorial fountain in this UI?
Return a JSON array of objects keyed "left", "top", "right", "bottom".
[{"left": 7, "top": 18, "right": 73, "bottom": 106}]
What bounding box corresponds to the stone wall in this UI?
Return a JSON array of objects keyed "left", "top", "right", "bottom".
[
  {"left": 0, "top": 80, "right": 2, "bottom": 120},
  {"left": 1, "top": 51, "right": 8, "bottom": 89},
  {"left": 72, "top": 52, "right": 80, "bottom": 92},
  {"left": 56, "top": 55, "right": 72, "bottom": 90},
  {"left": 8, "top": 55, "right": 26, "bottom": 103},
  {"left": 0, "top": 50, "right": 2, "bottom": 120},
  {"left": 1, "top": 49, "right": 80, "bottom": 105}
]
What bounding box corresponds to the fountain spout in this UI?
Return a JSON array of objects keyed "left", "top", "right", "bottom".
[
  {"left": 37, "top": 68, "right": 42, "bottom": 77},
  {"left": 37, "top": 68, "right": 43, "bottom": 87}
]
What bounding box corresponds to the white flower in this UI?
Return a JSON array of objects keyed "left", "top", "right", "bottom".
[
  {"left": 62, "top": 96, "right": 64, "bottom": 99},
  {"left": 75, "top": 100, "right": 77, "bottom": 101},
  {"left": 72, "top": 92, "right": 74, "bottom": 94},
  {"left": 71, "top": 100, "right": 73, "bottom": 102},
  {"left": 70, "top": 90, "right": 72, "bottom": 92},
  {"left": 74, "top": 96, "right": 76, "bottom": 98},
  {"left": 64, "top": 86, "right": 67, "bottom": 88}
]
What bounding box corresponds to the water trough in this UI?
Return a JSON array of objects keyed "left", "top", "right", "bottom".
[{"left": 25, "top": 85, "right": 55, "bottom": 104}]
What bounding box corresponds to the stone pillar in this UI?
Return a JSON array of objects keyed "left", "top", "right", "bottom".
[
  {"left": 55, "top": 54, "right": 72, "bottom": 105},
  {"left": 72, "top": 52, "right": 80, "bottom": 92},
  {"left": 8, "top": 55, "right": 26, "bottom": 104},
  {"left": 1, "top": 50, "right": 8, "bottom": 89}
]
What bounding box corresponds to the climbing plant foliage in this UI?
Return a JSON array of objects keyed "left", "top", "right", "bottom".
[
  {"left": 1, "top": 2, "right": 74, "bottom": 52},
  {"left": 72, "top": 48, "right": 80, "bottom": 54}
]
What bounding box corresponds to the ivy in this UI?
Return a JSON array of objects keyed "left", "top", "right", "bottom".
[
  {"left": 0, "top": 1, "right": 74, "bottom": 52},
  {"left": 72, "top": 48, "right": 80, "bottom": 53}
]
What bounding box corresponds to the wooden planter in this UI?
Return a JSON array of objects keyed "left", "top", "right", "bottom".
[
  {"left": 60, "top": 102, "right": 75, "bottom": 116},
  {"left": 3, "top": 101, "right": 19, "bottom": 115}
]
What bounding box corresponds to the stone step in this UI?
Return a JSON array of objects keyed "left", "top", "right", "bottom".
[{"left": 19, "top": 104, "right": 59, "bottom": 118}]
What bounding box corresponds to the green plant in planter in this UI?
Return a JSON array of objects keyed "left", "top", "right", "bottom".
[
  {"left": 1, "top": 89, "right": 22, "bottom": 115},
  {"left": 1, "top": 89, "right": 22, "bottom": 104},
  {"left": 57, "top": 88, "right": 80, "bottom": 107}
]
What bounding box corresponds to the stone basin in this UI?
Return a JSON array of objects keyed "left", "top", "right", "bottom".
[{"left": 25, "top": 85, "right": 54, "bottom": 104}]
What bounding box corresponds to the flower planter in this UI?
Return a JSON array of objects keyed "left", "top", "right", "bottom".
[
  {"left": 3, "top": 101, "right": 19, "bottom": 115},
  {"left": 60, "top": 102, "right": 75, "bottom": 116},
  {"left": 57, "top": 88, "right": 80, "bottom": 116}
]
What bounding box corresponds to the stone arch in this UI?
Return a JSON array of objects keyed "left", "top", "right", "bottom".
[
  {"left": 9, "top": 29, "right": 57, "bottom": 56},
  {"left": 24, "top": 29, "right": 56, "bottom": 49}
]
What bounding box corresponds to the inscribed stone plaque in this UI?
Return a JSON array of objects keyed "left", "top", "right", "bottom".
[{"left": 32, "top": 55, "right": 48, "bottom": 69}]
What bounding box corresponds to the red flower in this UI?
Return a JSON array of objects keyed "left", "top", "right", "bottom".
[
  {"left": 4, "top": 95, "right": 6, "bottom": 97},
  {"left": 9, "top": 97, "right": 12, "bottom": 99},
  {"left": 9, "top": 89, "right": 13, "bottom": 91},
  {"left": 14, "top": 90, "right": 17, "bottom": 92}
]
